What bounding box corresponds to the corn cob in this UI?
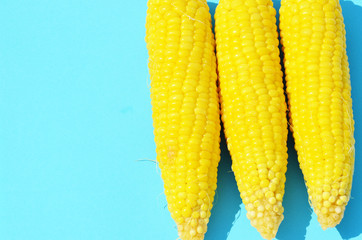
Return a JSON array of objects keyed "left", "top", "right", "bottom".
[
  {"left": 279, "top": 0, "right": 355, "bottom": 230},
  {"left": 145, "top": 0, "right": 221, "bottom": 239},
  {"left": 214, "top": 0, "right": 288, "bottom": 239}
]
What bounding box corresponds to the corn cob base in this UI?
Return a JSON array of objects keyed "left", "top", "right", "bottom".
[
  {"left": 279, "top": 0, "right": 355, "bottom": 229},
  {"left": 215, "top": 0, "right": 289, "bottom": 239},
  {"left": 145, "top": 0, "right": 221, "bottom": 239}
]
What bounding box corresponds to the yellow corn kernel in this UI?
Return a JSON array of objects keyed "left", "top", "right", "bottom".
[
  {"left": 145, "top": 0, "right": 221, "bottom": 239},
  {"left": 280, "top": 0, "right": 355, "bottom": 230},
  {"left": 215, "top": 0, "right": 288, "bottom": 239}
]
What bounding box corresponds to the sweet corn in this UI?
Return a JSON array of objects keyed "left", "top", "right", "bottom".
[
  {"left": 215, "top": 0, "right": 288, "bottom": 239},
  {"left": 279, "top": 0, "right": 355, "bottom": 229},
  {"left": 145, "top": 0, "right": 221, "bottom": 239}
]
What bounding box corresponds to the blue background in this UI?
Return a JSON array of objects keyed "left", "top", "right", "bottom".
[{"left": 0, "top": 0, "right": 361, "bottom": 239}]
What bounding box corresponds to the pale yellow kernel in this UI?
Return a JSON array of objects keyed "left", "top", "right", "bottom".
[
  {"left": 250, "top": 195, "right": 257, "bottom": 203},
  {"left": 251, "top": 219, "right": 258, "bottom": 227},
  {"left": 339, "top": 188, "right": 346, "bottom": 195},
  {"left": 247, "top": 211, "right": 256, "bottom": 219},
  {"left": 197, "top": 226, "right": 204, "bottom": 234},
  {"left": 270, "top": 183, "right": 277, "bottom": 192},
  {"left": 315, "top": 194, "right": 322, "bottom": 202},
  {"left": 331, "top": 189, "right": 339, "bottom": 197},
  {"left": 190, "top": 218, "right": 198, "bottom": 227},
  {"left": 265, "top": 204, "right": 272, "bottom": 211},
  {"left": 269, "top": 197, "right": 277, "bottom": 204},
  {"left": 178, "top": 223, "right": 184, "bottom": 231},
  {"left": 329, "top": 196, "right": 336, "bottom": 203},
  {"left": 256, "top": 190, "right": 264, "bottom": 198},
  {"left": 340, "top": 182, "right": 347, "bottom": 189},
  {"left": 190, "top": 229, "right": 197, "bottom": 237},
  {"left": 322, "top": 192, "right": 330, "bottom": 200},
  {"left": 323, "top": 201, "right": 331, "bottom": 208},
  {"left": 253, "top": 200, "right": 261, "bottom": 207},
  {"left": 335, "top": 206, "right": 342, "bottom": 214},
  {"left": 243, "top": 197, "right": 250, "bottom": 204},
  {"left": 265, "top": 191, "right": 274, "bottom": 198},
  {"left": 186, "top": 198, "right": 197, "bottom": 208},
  {"left": 246, "top": 203, "right": 254, "bottom": 211},
  {"left": 340, "top": 195, "right": 348, "bottom": 203},
  {"left": 200, "top": 211, "right": 207, "bottom": 218},
  {"left": 276, "top": 193, "right": 283, "bottom": 201},
  {"left": 201, "top": 204, "right": 208, "bottom": 211},
  {"left": 198, "top": 218, "right": 205, "bottom": 225},
  {"left": 322, "top": 207, "right": 328, "bottom": 214},
  {"left": 273, "top": 205, "right": 280, "bottom": 213},
  {"left": 257, "top": 205, "right": 265, "bottom": 212}
]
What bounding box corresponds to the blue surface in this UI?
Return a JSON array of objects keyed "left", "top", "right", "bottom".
[{"left": 0, "top": 0, "right": 361, "bottom": 239}]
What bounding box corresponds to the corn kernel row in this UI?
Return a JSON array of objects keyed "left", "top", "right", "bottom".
[
  {"left": 145, "top": 0, "right": 221, "bottom": 239},
  {"left": 280, "top": 0, "right": 355, "bottom": 229},
  {"left": 215, "top": 0, "right": 289, "bottom": 239}
]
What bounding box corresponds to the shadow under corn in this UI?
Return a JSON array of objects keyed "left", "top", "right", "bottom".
[
  {"left": 207, "top": 2, "right": 217, "bottom": 32},
  {"left": 205, "top": 2, "right": 242, "bottom": 240},
  {"left": 336, "top": 1, "right": 362, "bottom": 239},
  {"left": 276, "top": 133, "right": 313, "bottom": 240},
  {"left": 205, "top": 128, "right": 242, "bottom": 240}
]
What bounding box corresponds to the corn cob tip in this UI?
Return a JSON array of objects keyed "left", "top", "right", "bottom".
[
  {"left": 245, "top": 198, "right": 284, "bottom": 240},
  {"left": 177, "top": 218, "right": 208, "bottom": 240},
  {"left": 307, "top": 183, "right": 351, "bottom": 230},
  {"left": 315, "top": 202, "right": 346, "bottom": 230},
  {"left": 318, "top": 210, "right": 344, "bottom": 230}
]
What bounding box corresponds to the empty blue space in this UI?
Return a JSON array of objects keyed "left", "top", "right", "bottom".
[{"left": 0, "top": 0, "right": 361, "bottom": 239}]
